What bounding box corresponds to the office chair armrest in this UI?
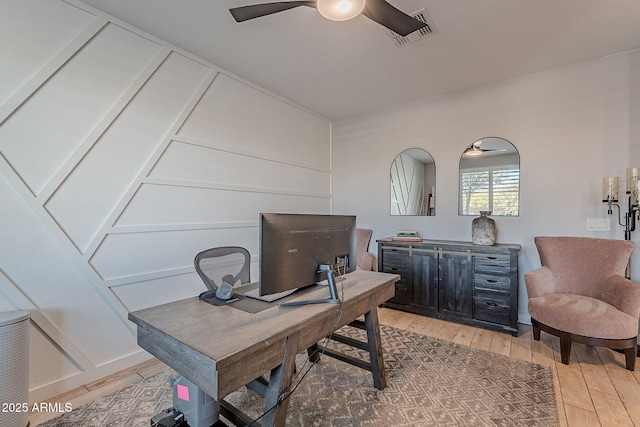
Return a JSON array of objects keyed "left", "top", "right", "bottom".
[
  {"left": 603, "top": 274, "right": 640, "bottom": 319},
  {"left": 524, "top": 266, "right": 557, "bottom": 298}
]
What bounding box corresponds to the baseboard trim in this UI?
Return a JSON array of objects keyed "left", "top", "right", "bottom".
[{"left": 28, "top": 350, "right": 153, "bottom": 403}]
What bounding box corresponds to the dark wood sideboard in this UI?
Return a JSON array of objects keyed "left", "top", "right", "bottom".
[{"left": 377, "top": 238, "right": 521, "bottom": 336}]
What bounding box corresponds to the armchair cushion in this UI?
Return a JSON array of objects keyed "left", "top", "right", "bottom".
[{"left": 528, "top": 293, "right": 638, "bottom": 339}]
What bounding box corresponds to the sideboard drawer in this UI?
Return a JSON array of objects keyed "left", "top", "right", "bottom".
[
  {"left": 474, "top": 256, "right": 511, "bottom": 276},
  {"left": 474, "top": 299, "right": 511, "bottom": 325},
  {"left": 381, "top": 248, "right": 410, "bottom": 264},
  {"left": 473, "top": 273, "right": 511, "bottom": 292},
  {"left": 382, "top": 264, "right": 409, "bottom": 277},
  {"left": 474, "top": 290, "right": 510, "bottom": 306}
]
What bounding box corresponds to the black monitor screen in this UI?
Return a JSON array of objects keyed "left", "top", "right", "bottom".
[{"left": 259, "top": 213, "right": 356, "bottom": 297}]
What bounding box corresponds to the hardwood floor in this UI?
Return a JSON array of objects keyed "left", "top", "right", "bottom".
[
  {"left": 28, "top": 358, "right": 168, "bottom": 426},
  {"left": 30, "top": 308, "right": 640, "bottom": 426}
]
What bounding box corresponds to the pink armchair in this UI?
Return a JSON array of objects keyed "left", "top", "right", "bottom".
[{"left": 525, "top": 236, "right": 640, "bottom": 370}]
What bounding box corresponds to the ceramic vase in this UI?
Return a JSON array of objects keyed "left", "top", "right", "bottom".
[{"left": 472, "top": 211, "right": 496, "bottom": 245}]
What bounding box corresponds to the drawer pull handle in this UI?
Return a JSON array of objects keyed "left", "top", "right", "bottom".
[{"left": 486, "top": 279, "right": 498, "bottom": 283}]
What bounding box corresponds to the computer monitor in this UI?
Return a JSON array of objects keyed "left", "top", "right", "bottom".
[{"left": 259, "top": 213, "right": 356, "bottom": 305}]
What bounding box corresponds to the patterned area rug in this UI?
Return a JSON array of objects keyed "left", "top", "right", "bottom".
[{"left": 39, "top": 325, "right": 558, "bottom": 426}]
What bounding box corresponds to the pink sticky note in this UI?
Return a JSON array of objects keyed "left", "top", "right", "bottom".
[{"left": 177, "top": 384, "right": 190, "bottom": 401}]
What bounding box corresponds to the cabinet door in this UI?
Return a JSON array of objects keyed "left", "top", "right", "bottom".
[
  {"left": 438, "top": 250, "right": 473, "bottom": 318},
  {"left": 412, "top": 249, "right": 438, "bottom": 310}
]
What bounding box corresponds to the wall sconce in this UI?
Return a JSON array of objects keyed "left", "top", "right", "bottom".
[
  {"left": 603, "top": 168, "right": 640, "bottom": 240},
  {"left": 603, "top": 170, "right": 638, "bottom": 350}
]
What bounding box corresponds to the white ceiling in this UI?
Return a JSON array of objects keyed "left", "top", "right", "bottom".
[{"left": 81, "top": 0, "right": 640, "bottom": 120}]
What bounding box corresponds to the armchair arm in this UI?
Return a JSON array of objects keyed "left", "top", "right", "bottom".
[
  {"left": 524, "top": 266, "right": 557, "bottom": 298},
  {"left": 602, "top": 274, "right": 640, "bottom": 319}
]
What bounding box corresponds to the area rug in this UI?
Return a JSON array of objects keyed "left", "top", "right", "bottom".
[{"left": 39, "top": 325, "right": 558, "bottom": 426}]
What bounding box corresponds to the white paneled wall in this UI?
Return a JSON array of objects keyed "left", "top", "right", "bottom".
[{"left": 0, "top": 0, "right": 330, "bottom": 401}]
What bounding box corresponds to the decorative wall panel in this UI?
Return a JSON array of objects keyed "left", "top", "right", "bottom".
[
  {"left": 110, "top": 273, "right": 217, "bottom": 313},
  {"left": 115, "top": 184, "right": 329, "bottom": 227},
  {"left": 0, "top": 178, "right": 136, "bottom": 366},
  {"left": 0, "top": 0, "right": 99, "bottom": 106},
  {"left": 177, "top": 73, "right": 330, "bottom": 169},
  {"left": 0, "top": 0, "right": 331, "bottom": 401},
  {"left": 91, "top": 227, "right": 261, "bottom": 281},
  {"left": 44, "top": 52, "right": 211, "bottom": 252},
  {"left": 149, "top": 141, "right": 331, "bottom": 195},
  {"left": 0, "top": 23, "right": 164, "bottom": 196}
]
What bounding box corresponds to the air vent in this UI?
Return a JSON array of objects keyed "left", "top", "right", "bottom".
[{"left": 389, "top": 9, "right": 436, "bottom": 47}]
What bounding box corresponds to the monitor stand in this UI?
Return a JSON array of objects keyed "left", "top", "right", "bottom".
[{"left": 279, "top": 264, "right": 341, "bottom": 307}]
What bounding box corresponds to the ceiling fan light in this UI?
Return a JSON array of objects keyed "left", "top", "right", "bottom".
[
  {"left": 317, "top": 0, "right": 366, "bottom": 21},
  {"left": 465, "top": 147, "right": 483, "bottom": 156}
]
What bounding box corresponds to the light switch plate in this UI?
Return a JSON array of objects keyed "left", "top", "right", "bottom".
[{"left": 587, "top": 218, "right": 610, "bottom": 231}]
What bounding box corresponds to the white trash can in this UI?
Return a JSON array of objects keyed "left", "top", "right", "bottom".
[{"left": 0, "top": 310, "right": 30, "bottom": 427}]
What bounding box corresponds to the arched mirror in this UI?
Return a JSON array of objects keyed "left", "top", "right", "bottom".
[
  {"left": 459, "top": 137, "right": 519, "bottom": 216},
  {"left": 391, "top": 148, "right": 436, "bottom": 215}
]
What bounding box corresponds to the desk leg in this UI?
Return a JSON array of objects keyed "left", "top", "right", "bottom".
[
  {"left": 306, "top": 344, "right": 321, "bottom": 363},
  {"left": 262, "top": 331, "right": 300, "bottom": 427},
  {"left": 364, "top": 296, "right": 386, "bottom": 390}
]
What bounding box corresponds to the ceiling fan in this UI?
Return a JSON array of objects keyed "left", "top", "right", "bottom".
[
  {"left": 229, "top": 0, "right": 428, "bottom": 37},
  {"left": 464, "top": 140, "right": 507, "bottom": 156}
]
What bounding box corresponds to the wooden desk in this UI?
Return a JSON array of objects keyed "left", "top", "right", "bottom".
[{"left": 128, "top": 270, "right": 399, "bottom": 426}]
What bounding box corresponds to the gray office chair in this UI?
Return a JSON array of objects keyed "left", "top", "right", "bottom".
[
  {"left": 194, "top": 246, "right": 251, "bottom": 291},
  {"left": 194, "top": 246, "right": 277, "bottom": 398}
]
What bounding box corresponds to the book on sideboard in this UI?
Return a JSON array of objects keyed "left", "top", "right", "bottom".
[{"left": 391, "top": 230, "right": 423, "bottom": 242}]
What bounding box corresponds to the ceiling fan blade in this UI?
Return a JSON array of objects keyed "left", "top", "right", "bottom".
[
  {"left": 230, "top": 1, "right": 316, "bottom": 22},
  {"left": 362, "top": 0, "right": 426, "bottom": 36}
]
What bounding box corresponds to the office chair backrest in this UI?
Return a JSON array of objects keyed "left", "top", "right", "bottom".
[{"left": 194, "top": 246, "right": 251, "bottom": 291}]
